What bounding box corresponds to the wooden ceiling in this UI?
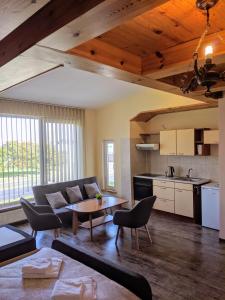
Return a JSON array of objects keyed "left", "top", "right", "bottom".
[
  {"left": 95, "top": 0, "right": 225, "bottom": 58},
  {"left": 0, "top": 0, "right": 225, "bottom": 107}
]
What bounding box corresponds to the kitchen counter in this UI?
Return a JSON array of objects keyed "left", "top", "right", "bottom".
[{"left": 134, "top": 173, "right": 210, "bottom": 185}]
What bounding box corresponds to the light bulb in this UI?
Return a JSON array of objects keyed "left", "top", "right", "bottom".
[{"left": 205, "top": 45, "right": 213, "bottom": 60}]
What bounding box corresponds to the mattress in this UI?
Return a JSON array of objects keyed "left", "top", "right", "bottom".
[{"left": 0, "top": 247, "right": 139, "bottom": 300}]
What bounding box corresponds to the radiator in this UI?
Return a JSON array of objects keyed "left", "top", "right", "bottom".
[{"left": 0, "top": 208, "right": 26, "bottom": 225}]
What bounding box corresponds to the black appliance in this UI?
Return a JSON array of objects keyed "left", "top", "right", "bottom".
[
  {"left": 167, "top": 166, "right": 175, "bottom": 177},
  {"left": 193, "top": 185, "right": 202, "bottom": 225},
  {"left": 133, "top": 176, "right": 153, "bottom": 200}
]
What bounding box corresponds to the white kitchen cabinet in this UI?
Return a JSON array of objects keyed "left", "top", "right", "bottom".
[
  {"left": 153, "top": 179, "right": 175, "bottom": 213},
  {"left": 175, "top": 188, "right": 194, "bottom": 217},
  {"left": 153, "top": 186, "right": 174, "bottom": 201},
  {"left": 177, "top": 129, "right": 195, "bottom": 156},
  {"left": 204, "top": 130, "right": 219, "bottom": 144},
  {"left": 160, "top": 130, "right": 177, "bottom": 156},
  {"left": 154, "top": 198, "right": 174, "bottom": 213}
]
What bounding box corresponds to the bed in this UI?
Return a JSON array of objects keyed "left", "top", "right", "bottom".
[{"left": 0, "top": 239, "right": 152, "bottom": 300}]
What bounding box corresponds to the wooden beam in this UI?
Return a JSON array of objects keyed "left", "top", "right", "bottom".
[
  {"left": 68, "top": 39, "right": 141, "bottom": 74},
  {"left": 131, "top": 103, "right": 218, "bottom": 122},
  {"left": 0, "top": 0, "right": 169, "bottom": 68},
  {"left": 19, "top": 45, "right": 216, "bottom": 105},
  {"left": 142, "top": 30, "right": 225, "bottom": 79}
]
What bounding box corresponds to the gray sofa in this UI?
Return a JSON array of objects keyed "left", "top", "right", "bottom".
[{"left": 32, "top": 176, "right": 101, "bottom": 225}]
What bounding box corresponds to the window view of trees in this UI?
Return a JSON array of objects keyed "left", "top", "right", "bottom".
[{"left": 0, "top": 115, "right": 83, "bottom": 207}]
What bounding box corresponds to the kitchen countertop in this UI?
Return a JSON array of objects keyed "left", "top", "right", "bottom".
[{"left": 134, "top": 173, "right": 210, "bottom": 185}]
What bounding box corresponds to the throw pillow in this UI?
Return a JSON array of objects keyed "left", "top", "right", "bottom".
[
  {"left": 45, "top": 192, "right": 68, "bottom": 209},
  {"left": 84, "top": 182, "right": 101, "bottom": 199},
  {"left": 66, "top": 185, "right": 83, "bottom": 203}
]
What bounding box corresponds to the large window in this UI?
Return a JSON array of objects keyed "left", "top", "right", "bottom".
[
  {"left": 0, "top": 114, "right": 83, "bottom": 207},
  {"left": 103, "top": 140, "right": 115, "bottom": 191}
]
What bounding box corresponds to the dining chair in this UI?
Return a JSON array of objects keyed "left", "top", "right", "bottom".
[{"left": 113, "top": 196, "right": 156, "bottom": 250}]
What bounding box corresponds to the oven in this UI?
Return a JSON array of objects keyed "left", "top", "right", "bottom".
[{"left": 133, "top": 176, "right": 153, "bottom": 200}]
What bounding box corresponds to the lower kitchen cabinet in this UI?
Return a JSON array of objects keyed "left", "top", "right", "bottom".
[
  {"left": 175, "top": 188, "right": 194, "bottom": 218},
  {"left": 154, "top": 198, "right": 174, "bottom": 213}
]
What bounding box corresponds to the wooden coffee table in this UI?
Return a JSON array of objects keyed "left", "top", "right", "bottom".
[{"left": 67, "top": 196, "right": 128, "bottom": 241}]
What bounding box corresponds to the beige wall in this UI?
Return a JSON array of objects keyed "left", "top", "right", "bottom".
[
  {"left": 84, "top": 109, "right": 97, "bottom": 177},
  {"left": 95, "top": 88, "right": 199, "bottom": 201},
  {"left": 146, "top": 108, "right": 218, "bottom": 132},
  {"left": 219, "top": 100, "right": 225, "bottom": 240}
]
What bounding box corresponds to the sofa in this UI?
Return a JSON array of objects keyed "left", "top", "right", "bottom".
[{"left": 32, "top": 176, "right": 102, "bottom": 225}]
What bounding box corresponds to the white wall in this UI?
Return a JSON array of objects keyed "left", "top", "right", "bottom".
[{"left": 219, "top": 99, "right": 225, "bottom": 239}]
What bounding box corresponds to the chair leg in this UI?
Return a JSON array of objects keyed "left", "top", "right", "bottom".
[
  {"left": 145, "top": 225, "right": 152, "bottom": 244},
  {"left": 54, "top": 229, "right": 58, "bottom": 239},
  {"left": 57, "top": 228, "right": 61, "bottom": 237},
  {"left": 31, "top": 229, "right": 34, "bottom": 236},
  {"left": 115, "top": 226, "right": 120, "bottom": 246},
  {"left": 34, "top": 231, "right": 37, "bottom": 239},
  {"left": 135, "top": 228, "right": 139, "bottom": 250}
]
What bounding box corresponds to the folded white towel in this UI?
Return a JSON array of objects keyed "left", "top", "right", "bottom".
[
  {"left": 22, "top": 258, "right": 53, "bottom": 274},
  {"left": 22, "top": 258, "right": 62, "bottom": 279},
  {"left": 51, "top": 277, "right": 97, "bottom": 300}
]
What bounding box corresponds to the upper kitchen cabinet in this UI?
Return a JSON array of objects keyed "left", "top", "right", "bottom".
[
  {"left": 160, "top": 128, "right": 210, "bottom": 156},
  {"left": 204, "top": 130, "right": 219, "bottom": 144},
  {"left": 160, "top": 130, "right": 176, "bottom": 155},
  {"left": 177, "top": 129, "right": 195, "bottom": 156}
]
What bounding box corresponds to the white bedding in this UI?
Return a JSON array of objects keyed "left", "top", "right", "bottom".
[
  {"left": 0, "top": 227, "right": 25, "bottom": 247},
  {"left": 0, "top": 247, "right": 139, "bottom": 300}
]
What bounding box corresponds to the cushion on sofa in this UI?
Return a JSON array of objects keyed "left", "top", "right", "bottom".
[
  {"left": 84, "top": 182, "right": 101, "bottom": 199},
  {"left": 66, "top": 185, "right": 83, "bottom": 203},
  {"left": 46, "top": 192, "right": 68, "bottom": 209}
]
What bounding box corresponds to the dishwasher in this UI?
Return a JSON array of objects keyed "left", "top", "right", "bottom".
[{"left": 201, "top": 183, "right": 220, "bottom": 230}]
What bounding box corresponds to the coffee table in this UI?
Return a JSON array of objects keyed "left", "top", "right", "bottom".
[{"left": 67, "top": 196, "right": 128, "bottom": 240}]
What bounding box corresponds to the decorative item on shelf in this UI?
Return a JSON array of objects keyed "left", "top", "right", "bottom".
[
  {"left": 181, "top": 0, "right": 225, "bottom": 99},
  {"left": 96, "top": 193, "right": 103, "bottom": 205}
]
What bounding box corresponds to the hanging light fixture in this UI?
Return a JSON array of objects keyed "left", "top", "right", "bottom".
[{"left": 181, "top": 0, "right": 225, "bottom": 99}]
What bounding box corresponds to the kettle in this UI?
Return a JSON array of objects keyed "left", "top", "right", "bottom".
[{"left": 167, "top": 166, "right": 175, "bottom": 177}]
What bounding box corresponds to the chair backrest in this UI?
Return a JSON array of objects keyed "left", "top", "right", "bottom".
[
  {"left": 131, "top": 196, "right": 156, "bottom": 228},
  {"left": 20, "top": 198, "right": 39, "bottom": 228}
]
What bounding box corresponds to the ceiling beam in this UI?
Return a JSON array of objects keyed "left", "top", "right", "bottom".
[
  {"left": 142, "top": 30, "right": 225, "bottom": 79},
  {"left": 0, "top": 0, "right": 170, "bottom": 68},
  {"left": 131, "top": 103, "right": 218, "bottom": 122},
  {"left": 19, "top": 45, "right": 216, "bottom": 105},
  {"left": 68, "top": 39, "right": 142, "bottom": 74}
]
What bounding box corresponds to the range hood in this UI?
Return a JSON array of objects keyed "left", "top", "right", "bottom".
[{"left": 136, "top": 143, "right": 159, "bottom": 151}]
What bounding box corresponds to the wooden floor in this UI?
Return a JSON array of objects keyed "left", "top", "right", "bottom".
[{"left": 18, "top": 211, "right": 225, "bottom": 300}]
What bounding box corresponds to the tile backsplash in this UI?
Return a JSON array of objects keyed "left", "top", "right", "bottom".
[{"left": 147, "top": 145, "right": 218, "bottom": 181}]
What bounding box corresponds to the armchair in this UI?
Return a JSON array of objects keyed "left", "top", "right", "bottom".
[
  {"left": 20, "top": 198, "right": 62, "bottom": 239},
  {"left": 113, "top": 196, "right": 156, "bottom": 250}
]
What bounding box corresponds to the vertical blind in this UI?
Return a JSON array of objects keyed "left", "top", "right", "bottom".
[{"left": 0, "top": 99, "right": 84, "bottom": 207}]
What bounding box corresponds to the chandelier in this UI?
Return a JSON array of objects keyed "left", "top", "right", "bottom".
[{"left": 181, "top": 0, "right": 225, "bottom": 99}]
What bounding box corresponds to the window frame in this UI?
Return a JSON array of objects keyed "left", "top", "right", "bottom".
[{"left": 103, "top": 140, "right": 116, "bottom": 192}]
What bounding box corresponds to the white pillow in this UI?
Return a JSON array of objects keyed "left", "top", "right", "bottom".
[
  {"left": 45, "top": 192, "right": 68, "bottom": 209},
  {"left": 84, "top": 182, "right": 101, "bottom": 199},
  {"left": 66, "top": 185, "right": 83, "bottom": 203}
]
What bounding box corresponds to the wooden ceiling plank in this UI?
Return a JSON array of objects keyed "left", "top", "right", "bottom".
[
  {"left": 68, "top": 39, "right": 142, "bottom": 74},
  {"left": 0, "top": 0, "right": 170, "bottom": 67},
  {"left": 142, "top": 29, "right": 225, "bottom": 79},
  {"left": 131, "top": 103, "right": 218, "bottom": 122}
]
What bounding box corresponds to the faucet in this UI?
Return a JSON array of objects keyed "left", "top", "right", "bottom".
[{"left": 186, "top": 168, "right": 193, "bottom": 178}]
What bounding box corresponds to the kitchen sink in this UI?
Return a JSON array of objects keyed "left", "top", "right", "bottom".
[{"left": 173, "top": 176, "right": 201, "bottom": 182}]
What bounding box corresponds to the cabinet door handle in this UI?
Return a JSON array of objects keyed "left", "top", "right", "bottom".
[{"left": 176, "top": 190, "right": 183, "bottom": 192}]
